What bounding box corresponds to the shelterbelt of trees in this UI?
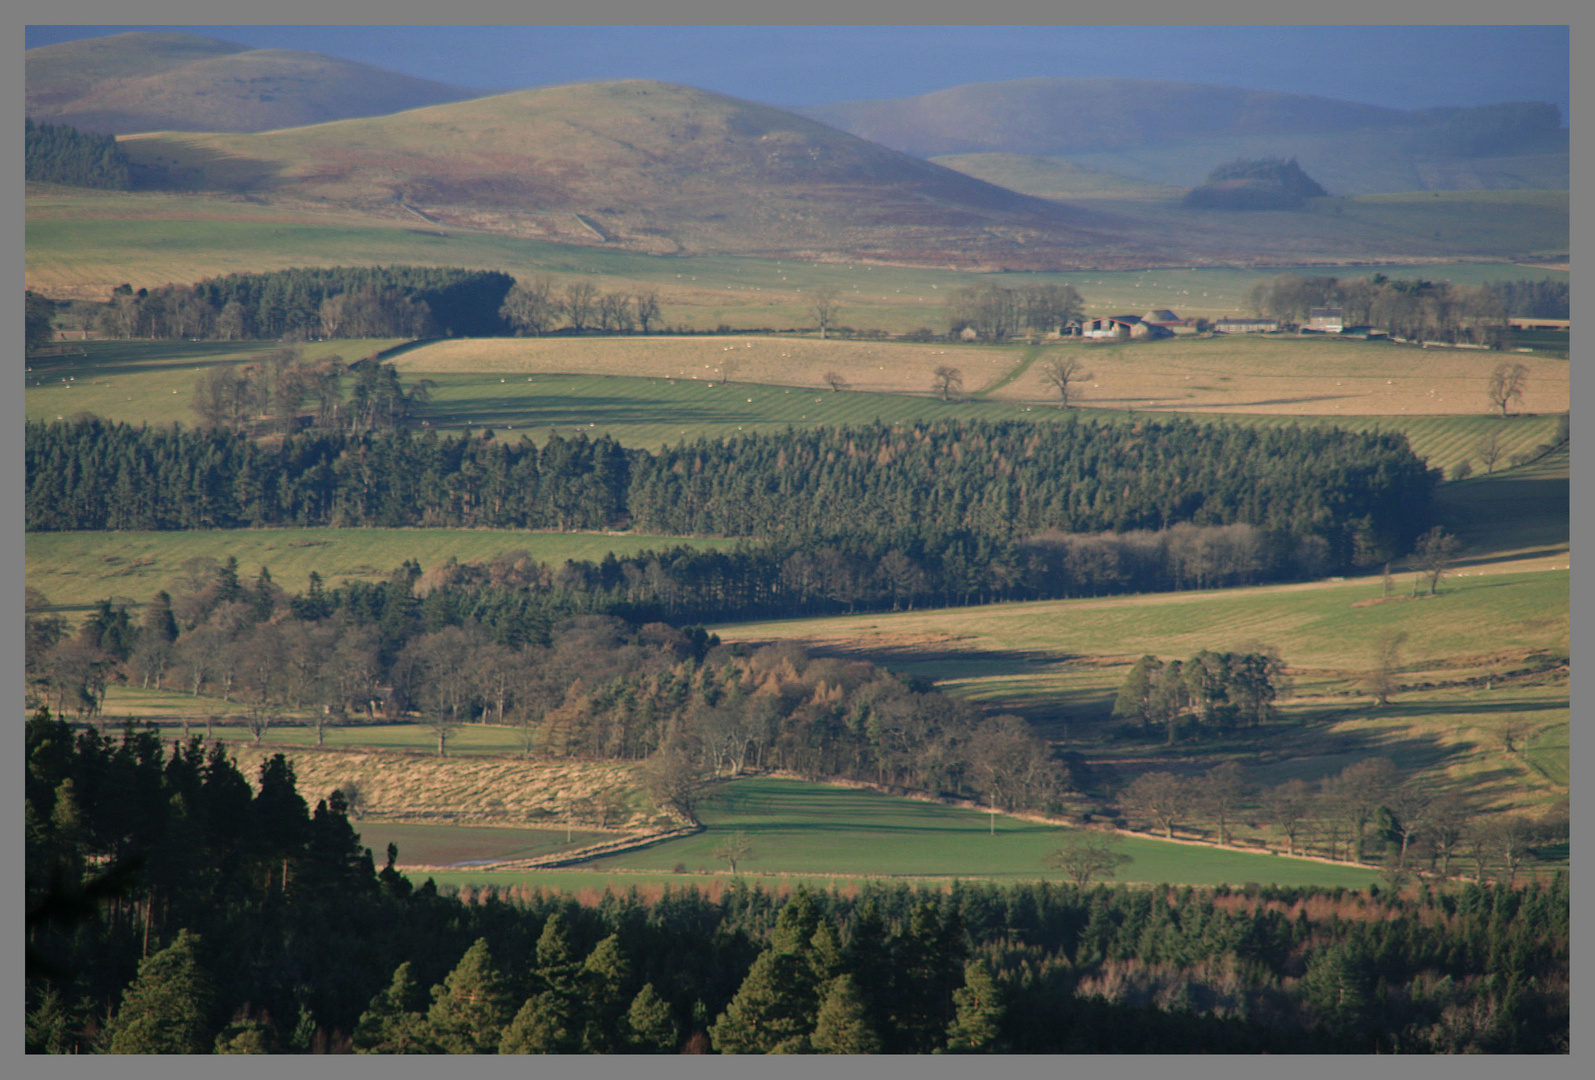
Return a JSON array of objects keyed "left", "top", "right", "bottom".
[
  {"left": 26, "top": 415, "right": 1438, "bottom": 577},
  {"left": 26, "top": 711, "right": 1569, "bottom": 1054},
  {"left": 81, "top": 267, "right": 516, "bottom": 342}
]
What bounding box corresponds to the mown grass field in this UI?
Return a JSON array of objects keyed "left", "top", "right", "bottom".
[
  {"left": 427, "top": 778, "right": 1386, "bottom": 890},
  {"left": 26, "top": 528, "right": 738, "bottom": 612},
  {"left": 991, "top": 334, "right": 1569, "bottom": 419},
  {"left": 28, "top": 336, "right": 1565, "bottom": 478},
  {"left": 27, "top": 188, "right": 1564, "bottom": 324}
]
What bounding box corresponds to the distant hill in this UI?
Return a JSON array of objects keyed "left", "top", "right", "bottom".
[
  {"left": 26, "top": 31, "right": 478, "bottom": 134},
  {"left": 801, "top": 77, "right": 1412, "bottom": 157},
  {"left": 112, "top": 80, "right": 1160, "bottom": 270},
  {"left": 801, "top": 78, "right": 1568, "bottom": 194},
  {"left": 1182, "top": 158, "right": 1327, "bottom": 210}
]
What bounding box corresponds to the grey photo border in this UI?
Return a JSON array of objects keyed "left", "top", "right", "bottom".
[{"left": 9, "top": 2, "right": 1582, "bottom": 1078}]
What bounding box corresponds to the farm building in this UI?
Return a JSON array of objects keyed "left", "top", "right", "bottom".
[
  {"left": 1081, "top": 316, "right": 1169, "bottom": 341},
  {"left": 1214, "top": 316, "right": 1280, "bottom": 333},
  {"left": 1141, "top": 309, "right": 1199, "bottom": 334},
  {"left": 1307, "top": 307, "right": 1345, "bottom": 332}
]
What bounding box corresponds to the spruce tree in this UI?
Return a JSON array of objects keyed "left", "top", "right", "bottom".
[{"left": 105, "top": 929, "right": 216, "bottom": 1054}]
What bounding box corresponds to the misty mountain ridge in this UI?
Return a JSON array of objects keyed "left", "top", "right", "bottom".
[{"left": 800, "top": 78, "right": 1567, "bottom": 194}]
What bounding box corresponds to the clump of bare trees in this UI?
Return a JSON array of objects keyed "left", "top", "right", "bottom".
[
  {"left": 191, "top": 350, "right": 433, "bottom": 434},
  {"left": 946, "top": 282, "right": 1083, "bottom": 341},
  {"left": 1111, "top": 755, "right": 1563, "bottom": 883},
  {"left": 1247, "top": 273, "right": 1510, "bottom": 345},
  {"left": 500, "top": 276, "right": 664, "bottom": 336}
]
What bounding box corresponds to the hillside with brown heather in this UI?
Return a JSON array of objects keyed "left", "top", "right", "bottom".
[
  {"left": 109, "top": 80, "right": 1164, "bottom": 270},
  {"left": 26, "top": 31, "right": 478, "bottom": 135}
]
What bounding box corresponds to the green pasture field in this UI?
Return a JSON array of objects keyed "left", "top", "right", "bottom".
[
  {"left": 425, "top": 778, "right": 1385, "bottom": 890},
  {"left": 1433, "top": 447, "right": 1569, "bottom": 562},
  {"left": 25, "top": 338, "right": 406, "bottom": 427},
  {"left": 414, "top": 371, "right": 1051, "bottom": 448},
  {"left": 26, "top": 528, "right": 738, "bottom": 612},
  {"left": 27, "top": 188, "right": 1565, "bottom": 325}
]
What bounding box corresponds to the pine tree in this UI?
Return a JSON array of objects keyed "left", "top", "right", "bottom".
[
  {"left": 105, "top": 928, "right": 216, "bottom": 1054},
  {"left": 946, "top": 959, "right": 1005, "bottom": 1052},
  {"left": 811, "top": 974, "right": 882, "bottom": 1054},
  {"left": 352, "top": 961, "right": 430, "bottom": 1054},
  {"left": 709, "top": 890, "right": 834, "bottom": 1053},
  {"left": 425, "top": 937, "right": 516, "bottom": 1053},
  {"left": 499, "top": 992, "right": 570, "bottom": 1054}
]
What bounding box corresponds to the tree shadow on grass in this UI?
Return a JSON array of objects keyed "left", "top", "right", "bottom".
[{"left": 419, "top": 392, "right": 767, "bottom": 430}]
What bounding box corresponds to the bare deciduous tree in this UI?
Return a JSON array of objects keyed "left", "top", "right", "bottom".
[
  {"left": 932, "top": 365, "right": 963, "bottom": 402},
  {"left": 1486, "top": 361, "right": 1529, "bottom": 417},
  {"left": 1048, "top": 831, "right": 1133, "bottom": 886},
  {"left": 823, "top": 370, "right": 849, "bottom": 392},
  {"left": 1196, "top": 761, "right": 1250, "bottom": 846},
  {"left": 1120, "top": 772, "right": 1190, "bottom": 839},
  {"left": 1262, "top": 778, "right": 1315, "bottom": 857},
  {"left": 1476, "top": 429, "right": 1503, "bottom": 473},
  {"left": 1040, "top": 356, "right": 1092, "bottom": 409},
  {"left": 563, "top": 280, "right": 598, "bottom": 332},
  {"left": 713, "top": 830, "right": 754, "bottom": 874},
  {"left": 1411, "top": 526, "right": 1462, "bottom": 595},
  {"left": 634, "top": 290, "right": 661, "bottom": 333},
  {"left": 500, "top": 277, "right": 559, "bottom": 336},
  {"left": 807, "top": 287, "right": 841, "bottom": 340},
  {"left": 1363, "top": 631, "right": 1408, "bottom": 706}
]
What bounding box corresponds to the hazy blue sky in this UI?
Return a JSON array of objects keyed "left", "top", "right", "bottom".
[{"left": 25, "top": 25, "right": 1569, "bottom": 121}]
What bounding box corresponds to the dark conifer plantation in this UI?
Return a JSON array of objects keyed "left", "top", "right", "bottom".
[
  {"left": 28, "top": 416, "right": 1437, "bottom": 587},
  {"left": 25, "top": 119, "right": 131, "bottom": 189}
]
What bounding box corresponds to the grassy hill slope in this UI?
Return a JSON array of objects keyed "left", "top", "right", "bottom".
[
  {"left": 26, "top": 31, "right": 477, "bottom": 134},
  {"left": 930, "top": 153, "right": 1187, "bottom": 200}
]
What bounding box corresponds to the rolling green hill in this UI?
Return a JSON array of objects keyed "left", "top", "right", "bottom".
[{"left": 26, "top": 31, "right": 477, "bottom": 134}]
